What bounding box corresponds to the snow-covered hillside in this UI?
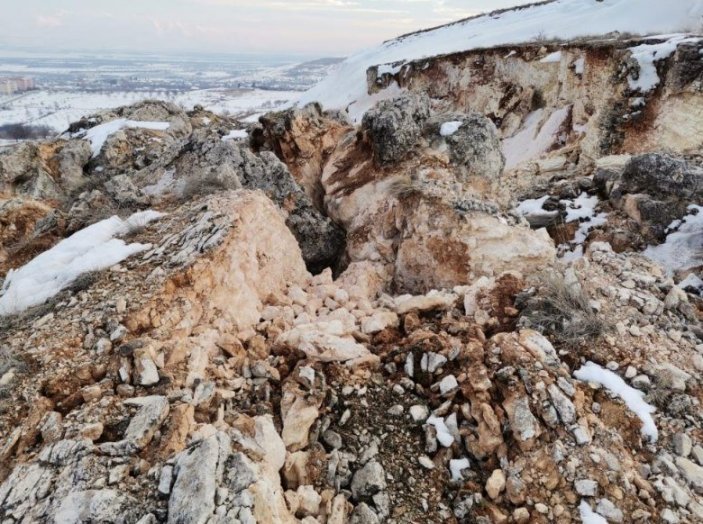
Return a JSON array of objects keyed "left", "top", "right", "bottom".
[
  {"left": 0, "top": 88, "right": 299, "bottom": 133},
  {"left": 299, "top": 0, "right": 703, "bottom": 120}
]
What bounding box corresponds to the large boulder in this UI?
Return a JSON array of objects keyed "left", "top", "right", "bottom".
[
  {"left": 172, "top": 135, "right": 346, "bottom": 274},
  {"left": 0, "top": 140, "right": 91, "bottom": 200},
  {"left": 602, "top": 153, "right": 703, "bottom": 241},
  {"left": 361, "top": 93, "right": 430, "bottom": 165},
  {"left": 320, "top": 96, "right": 555, "bottom": 294},
  {"left": 428, "top": 113, "right": 505, "bottom": 181},
  {"left": 69, "top": 100, "right": 192, "bottom": 177},
  {"left": 393, "top": 194, "right": 555, "bottom": 294}
]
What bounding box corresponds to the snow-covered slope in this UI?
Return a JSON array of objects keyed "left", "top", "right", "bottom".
[{"left": 299, "top": 0, "right": 703, "bottom": 120}]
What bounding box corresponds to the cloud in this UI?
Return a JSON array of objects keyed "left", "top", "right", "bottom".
[
  {"left": 10, "top": 0, "right": 537, "bottom": 55},
  {"left": 190, "top": 0, "right": 401, "bottom": 14},
  {"left": 35, "top": 14, "right": 64, "bottom": 28}
]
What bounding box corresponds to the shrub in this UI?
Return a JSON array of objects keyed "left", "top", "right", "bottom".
[
  {"left": 180, "top": 172, "right": 239, "bottom": 200},
  {"left": 518, "top": 270, "right": 607, "bottom": 346}
]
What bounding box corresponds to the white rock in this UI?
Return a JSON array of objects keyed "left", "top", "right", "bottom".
[
  {"left": 574, "top": 479, "right": 598, "bottom": 496},
  {"left": 418, "top": 455, "right": 435, "bottom": 470},
  {"left": 137, "top": 357, "right": 160, "bottom": 386},
  {"left": 361, "top": 311, "right": 399, "bottom": 335},
  {"left": 409, "top": 405, "right": 430, "bottom": 423},
  {"left": 296, "top": 485, "right": 322, "bottom": 517},
  {"left": 449, "top": 458, "right": 471, "bottom": 482},
  {"left": 438, "top": 375, "right": 458, "bottom": 396},
  {"left": 393, "top": 290, "right": 457, "bottom": 315},
  {"left": 277, "top": 320, "right": 378, "bottom": 366},
  {"left": 421, "top": 352, "right": 447, "bottom": 373}
]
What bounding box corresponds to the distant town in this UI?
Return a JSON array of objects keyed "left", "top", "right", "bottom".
[{"left": 0, "top": 77, "right": 36, "bottom": 95}]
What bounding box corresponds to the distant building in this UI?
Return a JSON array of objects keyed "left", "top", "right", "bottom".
[{"left": 0, "top": 77, "right": 35, "bottom": 96}]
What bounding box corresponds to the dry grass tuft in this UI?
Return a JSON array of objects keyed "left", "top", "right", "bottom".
[{"left": 519, "top": 271, "right": 607, "bottom": 346}]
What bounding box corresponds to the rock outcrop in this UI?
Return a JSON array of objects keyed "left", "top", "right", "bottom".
[
  {"left": 1, "top": 26, "right": 703, "bottom": 524},
  {"left": 598, "top": 153, "right": 703, "bottom": 242}
]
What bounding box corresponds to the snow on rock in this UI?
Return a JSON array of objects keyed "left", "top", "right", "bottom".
[
  {"left": 574, "top": 361, "right": 658, "bottom": 442},
  {"left": 299, "top": 0, "right": 703, "bottom": 118},
  {"left": 503, "top": 108, "right": 570, "bottom": 170},
  {"left": 222, "top": 129, "right": 248, "bottom": 141},
  {"left": 628, "top": 35, "right": 701, "bottom": 93},
  {"left": 540, "top": 50, "right": 563, "bottom": 63},
  {"left": 514, "top": 192, "right": 607, "bottom": 261},
  {"left": 679, "top": 273, "right": 703, "bottom": 293},
  {"left": 439, "top": 121, "right": 462, "bottom": 137},
  {"left": 643, "top": 205, "right": 703, "bottom": 275},
  {"left": 562, "top": 193, "right": 608, "bottom": 260},
  {"left": 0, "top": 210, "right": 164, "bottom": 316},
  {"left": 515, "top": 195, "right": 558, "bottom": 221},
  {"left": 579, "top": 500, "right": 608, "bottom": 524},
  {"left": 74, "top": 119, "right": 171, "bottom": 157}
]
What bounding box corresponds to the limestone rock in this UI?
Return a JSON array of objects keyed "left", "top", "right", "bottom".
[
  {"left": 351, "top": 461, "right": 386, "bottom": 500},
  {"left": 430, "top": 113, "right": 505, "bottom": 181},
  {"left": 486, "top": 469, "right": 506, "bottom": 499},
  {"left": 168, "top": 432, "right": 230, "bottom": 524},
  {"left": 280, "top": 387, "right": 320, "bottom": 451},
  {"left": 99, "top": 396, "right": 169, "bottom": 455},
  {"left": 277, "top": 320, "right": 378, "bottom": 366},
  {"left": 361, "top": 93, "right": 430, "bottom": 165}
]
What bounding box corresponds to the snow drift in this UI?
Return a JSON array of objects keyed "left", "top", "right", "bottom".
[{"left": 0, "top": 211, "right": 163, "bottom": 316}]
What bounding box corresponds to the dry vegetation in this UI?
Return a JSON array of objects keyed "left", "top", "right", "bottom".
[{"left": 519, "top": 270, "right": 607, "bottom": 346}]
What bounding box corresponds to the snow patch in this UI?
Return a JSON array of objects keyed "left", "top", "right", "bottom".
[
  {"left": 515, "top": 192, "right": 607, "bottom": 262},
  {"left": 562, "top": 193, "right": 608, "bottom": 261},
  {"left": 628, "top": 35, "right": 700, "bottom": 93},
  {"left": 74, "top": 119, "right": 171, "bottom": 158},
  {"left": 377, "top": 62, "right": 404, "bottom": 76},
  {"left": 573, "top": 57, "right": 585, "bottom": 75},
  {"left": 574, "top": 361, "right": 658, "bottom": 442},
  {"left": 503, "top": 107, "right": 570, "bottom": 170},
  {"left": 439, "top": 121, "right": 462, "bottom": 137},
  {"left": 222, "top": 129, "right": 248, "bottom": 141},
  {"left": 643, "top": 205, "right": 703, "bottom": 275},
  {"left": 346, "top": 81, "right": 405, "bottom": 124},
  {"left": 0, "top": 210, "right": 164, "bottom": 316},
  {"left": 679, "top": 273, "right": 703, "bottom": 293},
  {"left": 515, "top": 195, "right": 558, "bottom": 221},
  {"left": 540, "top": 51, "right": 562, "bottom": 63}
]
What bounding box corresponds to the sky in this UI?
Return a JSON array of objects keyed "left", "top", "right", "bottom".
[{"left": 0, "top": 0, "right": 537, "bottom": 57}]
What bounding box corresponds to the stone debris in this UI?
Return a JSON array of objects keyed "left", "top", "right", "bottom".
[{"left": 2, "top": 44, "right": 703, "bottom": 524}]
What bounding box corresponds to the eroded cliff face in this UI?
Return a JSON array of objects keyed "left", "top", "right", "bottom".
[
  {"left": 1, "top": 32, "right": 703, "bottom": 524},
  {"left": 366, "top": 37, "right": 703, "bottom": 198}
]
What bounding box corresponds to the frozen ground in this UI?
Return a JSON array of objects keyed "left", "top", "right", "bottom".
[{"left": 0, "top": 88, "right": 300, "bottom": 133}]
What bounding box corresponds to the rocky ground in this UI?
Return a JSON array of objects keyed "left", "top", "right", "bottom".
[{"left": 1, "top": 34, "right": 703, "bottom": 524}]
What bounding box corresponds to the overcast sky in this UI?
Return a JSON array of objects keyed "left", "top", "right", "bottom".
[{"left": 0, "top": 0, "right": 537, "bottom": 56}]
